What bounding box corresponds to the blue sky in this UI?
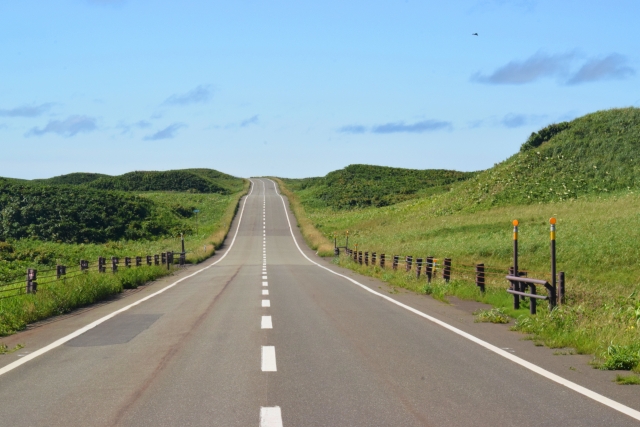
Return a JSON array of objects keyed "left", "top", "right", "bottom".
[{"left": 1, "top": 0, "right": 638, "bottom": 179}]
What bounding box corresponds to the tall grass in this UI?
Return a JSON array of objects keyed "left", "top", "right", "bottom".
[
  {"left": 272, "top": 178, "right": 334, "bottom": 256},
  {"left": 0, "top": 265, "right": 172, "bottom": 336}
]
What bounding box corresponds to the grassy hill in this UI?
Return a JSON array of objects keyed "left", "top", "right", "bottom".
[
  {"left": 280, "top": 107, "right": 640, "bottom": 371},
  {"left": 426, "top": 107, "right": 640, "bottom": 215},
  {"left": 284, "top": 164, "right": 475, "bottom": 209},
  {"left": 85, "top": 169, "right": 237, "bottom": 194},
  {"left": 33, "top": 168, "right": 243, "bottom": 194},
  {"left": 35, "top": 172, "right": 108, "bottom": 185}
]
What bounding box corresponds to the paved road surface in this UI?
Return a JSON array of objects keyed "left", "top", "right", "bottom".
[{"left": 0, "top": 178, "right": 638, "bottom": 426}]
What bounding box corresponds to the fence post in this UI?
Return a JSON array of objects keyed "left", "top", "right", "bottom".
[
  {"left": 161, "top": 252, "right": 166, "bottom": 265},
  {"left": 353, "top": 248, "right": 357, "bottom": 262},
  {"left": 550, "top": 217, "right": 557, "bottom": 307},
  {"left": 146, "top": 255, "right": 152, "bottom": 266},
  {"left": 426, "top": 257, "right": 433, "bottom": 283},
  {"left": 98, "top": 257, "right": 105, "bottom": 273},
  {"left": 530, "top": 284, "right": 537, "bottom": 315},
  {"left": 416, "top": 258, "right": 422, "bottom": 279},
  {"left": 512, "top": 220, "right": 520, "bottom": 310},
  {"left": 154, "top": 254, "right": 159, "bottom": 266},
  {"left": 558, "top": 271, "right": 565, "bottom": 305},
  {"left": 475, "top": 263, "right": 485, "bottom": 293},
  {"left": 56, "top": 264, "right": 64, "bottom": 279},
  {"left": 405, "top": 256, "right": 412, "bottom": 272},
  {"left": 358, "top": 251, "right": 363, "bottom": 265},
  {"left": 112, "top": 257, "right": 118, "bottom": 273},
  {"left": 135, "top": 256, "right": 141, "bottom": 267},
  {"left": 372, "top": 252, "right": 376, "bottom": 266},
  {"left": 380, "top": 254, "right": 385, "bottom": 268},
  {"left": 167, "top": 251, "right": 172, "bottom": 270},
  {"left": 125, "top": 257, "right": 131, "bottom": 268},
  {"left": 26, "top": 268, "right": 38, "bottom": 294},
  {"left": 392, "top": 255, "right": 398, "bottom": 270},
  {"left": 364, "top": 252, "right": 369, "bottom": 266},
  {"left": 443, "top": 258, "right": 451, "bottom": 282}
]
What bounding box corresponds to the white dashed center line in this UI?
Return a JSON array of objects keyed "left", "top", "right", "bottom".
[
  {"left": 262, "top": 276, "right": 268, "bottom": 280},
  {"left": 261, "top": 346, "right": 277, "bottom": 371},
  {"left": 262, "top": 290, "right": 269, "bottom": 296},
  {"left": 261, "top": 316, "right": 273, "bottom": 329},
  {"left": 262, "top": 299, "right": 270, "bottom": 307},
  {"left": 262, "top": 281, "right": 268, "bottom": 287},
  {"left": 260, "top": 407, "right": 283, "bottom": 427}
]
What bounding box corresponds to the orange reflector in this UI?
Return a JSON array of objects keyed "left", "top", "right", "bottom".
[
  {"left": 512, "top": 219, "right": 519, "bottom": 226},
  {"left": 549, "top": 217, "right": 557, "bottom": 225}
]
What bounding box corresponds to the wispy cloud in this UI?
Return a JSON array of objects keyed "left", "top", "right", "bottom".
[
  {"left": 240, "top": 115, "right": 259, "bottom": 127},
  {"left": 27, "top": 115, "right": 97, "bottom": 137},
  {"left": 163, "top": 85, "right": 211, "bottom": 106},
  {"left": 471, "top": 52, "right": 576, "bottom": 85},
  {"left": 567, "top": 54, "right": 635, "bottom": 85},
  {"left": 372, "top": 119, "right": 452, "bottom": 133},
  {"left": 338, "top": 119, "right": 452, "bottom": 134},
  {"left": 472, "top": 51, "right": 635, "bottom": 85},
  {"left": 143, "top": 123, "right": 185, "bottom": 140},
  {"left": 338, "top": 125, "right": 367, "bottom": 134},
  {"left": 0, "top": 103, "right": 54, "bottom": 118}
]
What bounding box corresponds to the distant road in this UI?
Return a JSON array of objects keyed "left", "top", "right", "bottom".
[{"left": 0, "top": 179, "right": 638, "bottom": 426}]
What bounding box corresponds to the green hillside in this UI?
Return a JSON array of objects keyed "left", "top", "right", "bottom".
[
  {"left": 0, "top": 180, "right": 170, "bottom": 243},
  {"left": 85, "top": 169, "right": 237, "bottom": 194},
  {"left": 35, "top": 172, "right": 108, "bottom": 185},
  {"left": 284, "top": 164, "right": 475, "bottom": 209},
  {"left": 428, "top": 107, "right": 640, "bottom": 215}
]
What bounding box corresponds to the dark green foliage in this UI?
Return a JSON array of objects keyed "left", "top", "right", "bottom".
[
  {"left": 0, "top": 181, "right": 169, "bottom": 243},
  {"left": 520, "top": 121, "right": 571, "bottom": 152},
  {"left": 35, "top": 172, "right": 108, "bottom": 185},
  {"left": 285, "top": 164, "right": 475, "bottom": 209},
  {"left": 86, "top": 170, "right": 232, "bottom": 194}
]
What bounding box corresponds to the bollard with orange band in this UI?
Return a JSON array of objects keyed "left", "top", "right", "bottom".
[
  {"left": 550, "top": 217, "right": 557, "bottom": 305},
  {"left": 512, "top": 219, "right": 520, "bottom": 309}
]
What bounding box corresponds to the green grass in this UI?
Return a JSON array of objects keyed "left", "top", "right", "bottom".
[
  {"left": 282, "top": 107, "right": 640, "bottom": 371},
  {"left": 474, "top": 308, "right": 510, "bottom": 324},
  {"left": 0, "top": 265, "right": 173, "bottom": 336},
  {"left": 615, "top": 374, "right": 640, "bottom": 385}
]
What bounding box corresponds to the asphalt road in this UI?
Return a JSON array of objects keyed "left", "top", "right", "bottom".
[{"left": 0, "top": 178, "right": 639, "bottom": 426}]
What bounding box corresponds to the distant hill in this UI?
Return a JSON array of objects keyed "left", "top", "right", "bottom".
[
  {"left": 85, "top": 170, "right": 235, "bottom": 194},
  {"left": 284, "top": 164, "right": 476, "bottom": 209},
  {"left": 0, "top": 180, "right": 168, "bottom": 243},
  {"left": 35, "top": 172, "right": 109, "bottom": 185},
  {"left": 428, "top": 107, "right": 640, "bottom": 214},
  {"left": 32, "top": 168, "right": 244, "bottom": 195}
]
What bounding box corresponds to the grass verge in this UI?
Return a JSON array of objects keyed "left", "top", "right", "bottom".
[
  {"left": 0, "top": 265, "right": 173, "bottom": 336},
  {"left": 271, "top": 178, "right": 333, "bottom": 256}
]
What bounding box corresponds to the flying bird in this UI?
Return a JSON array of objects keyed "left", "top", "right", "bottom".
[{"left": 472, "top": 33, "right": 478, "bottom": 36}]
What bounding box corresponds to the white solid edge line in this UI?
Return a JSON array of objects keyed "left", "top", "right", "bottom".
[
  {"left": 266, "top": 178, "right": 640, "bottom": 422},
  {"left": 261, "top": 316, "right": 273, "bottom": 329},
  {"left": 260, "top": 406, "right": 283, "bottom": 427},
  {"left": 261, "top": 346, "right": 277, "bottom": 371},
  {"left": 0, "top": 180, "right": 257, "bottom": 378}
]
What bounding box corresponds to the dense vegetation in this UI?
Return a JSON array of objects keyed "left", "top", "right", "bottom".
[
  {"left": 0, "top": 180, "right": 167, "bottom": 243},
  {"left": 34, "top": 172, "right": 108, "bottom": 185},
  {"left": 284, "top": 164, "right": 475, "bottom": 209},
  {"left": 34, "top": 169, "right": 244, "bottom": 194},
  {"left": 85, "top": 169, "right": 236, "bottom": 194},
  {"left": 280, "top": 107, "right": 640, "bottom": 372}
]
